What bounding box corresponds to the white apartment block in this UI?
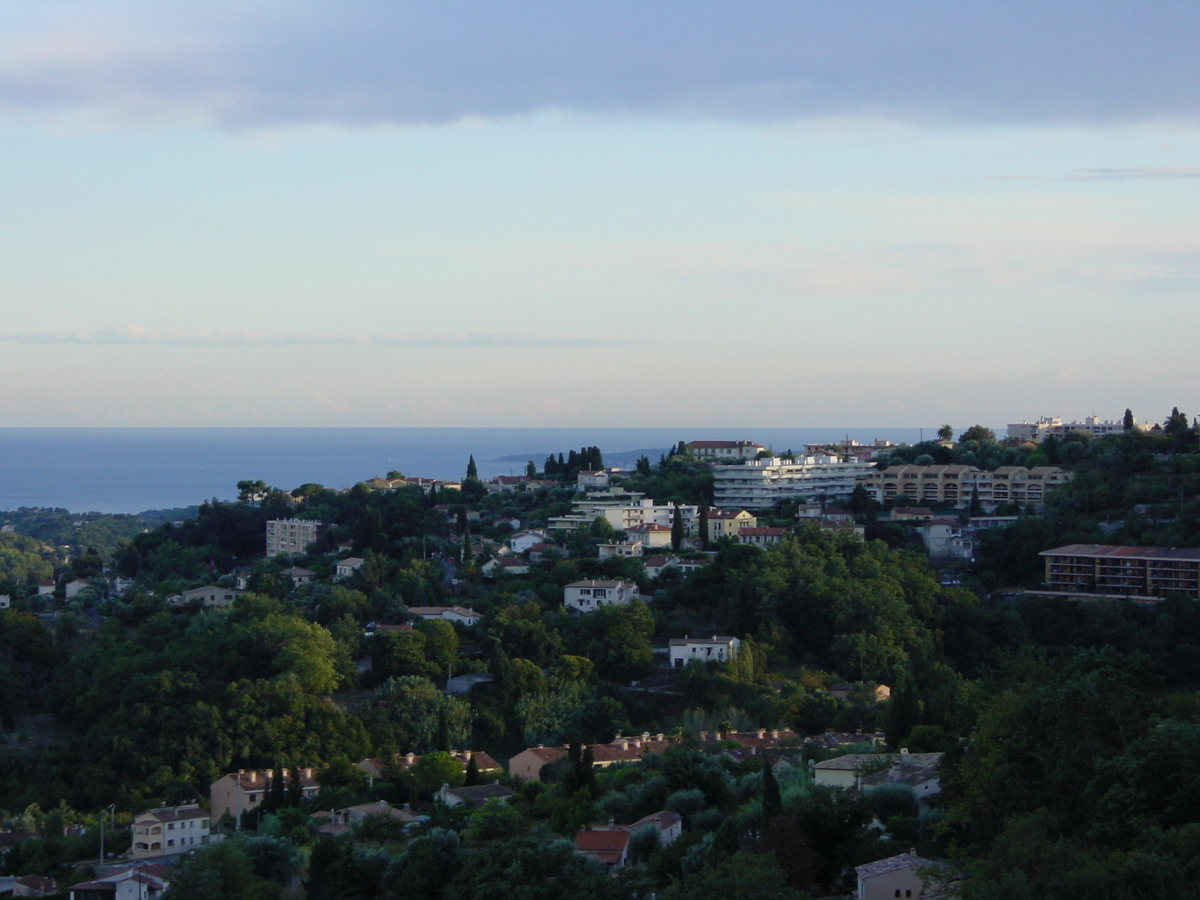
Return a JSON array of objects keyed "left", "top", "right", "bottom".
[
  {"left": 549, "top": 498, "right": 699, "bottom": 535},
  {"left": 266, "top": 518, "right": 324, "bottom": 557},
  {"left": 862, "top": 464, "right": 1071, "bottom": 508},
  {"left": 1007, "top": 415, "right": 1151, "bottom": 442},
  {"left": 711, "top": 457, "right": 875, "bottom": 509},
  {"left": 564, "top": 580, "right": 639, "bottom": 613}
]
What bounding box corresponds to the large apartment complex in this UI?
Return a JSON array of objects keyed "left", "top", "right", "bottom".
[
  {"left": 1007, "top": 415, "right": 1151, "bottom": 442},
  {"left": 1037, "top": 544, "right": 1200, "bottom": 601},
  {"left": 861, "top": 464, "right": 1070, "bottom": 508},
  {"left": 685, "top": 440, "right": 766, "bottom": 462},
  {"left": 548, "top": 495, "right": 699, "bottom": 535},
  {"left": 711, "top": 456, "right": 875, "bottom": 509},
  {"left": 265, "top": 518, "right": 324, "bottom": 557}
]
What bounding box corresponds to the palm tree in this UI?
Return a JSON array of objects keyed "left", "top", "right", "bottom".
[{"left": 937, "top": 424, "right": 954, "bottom": 442}]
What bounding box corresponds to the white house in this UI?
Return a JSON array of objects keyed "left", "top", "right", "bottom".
[
  {"left": 668, "top": 635, "right": 741, "bottom": 668},
  {"left": 814, "top": 751, "right": 943, "bottom": 790},
  {"left": 176, "top": 585, "right": 242, "bottom": 608},
  {"left": 577, "top": 470, "right": 611, "bottom": 490},
  {"left": 598, "top": 541, "right": 643, "bottom": 559},
  {"left": 564, "top": 580, "right": 639, "bottom": 613},
  {"left": 510, "top": 529, "right": 552, "bottom": 554},
  {"left": 0, "top": 594, "right": 9, "bottom": 610},
  {"left": 336, "top": 557, "right": 365, "bottom": 580},
  {"left": 282, "top": 566, "right": 315, "bottom": 586},
  {"left": 129, "top": 805, "right": 220, "bottom": 859},
  {"left": 68, "top": 864, "right": 172, "bottom": 900},
  {"left": 408, "top": 605, "right": 481, "bottom": 627}
]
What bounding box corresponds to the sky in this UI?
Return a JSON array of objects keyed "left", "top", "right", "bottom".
[{"left": 1, "top": 1, "right": 1197, "bottom": 430}]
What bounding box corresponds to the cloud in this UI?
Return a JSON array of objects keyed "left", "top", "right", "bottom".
[
  {"left": 1, "top": 2, "right": 1198, "bottom": 129},
  {"left": 1067, "top": 167, "right": 1200, "bottom": 181},
  {"left": 0, "top": 327, "right": 636, "bottom": 348}
]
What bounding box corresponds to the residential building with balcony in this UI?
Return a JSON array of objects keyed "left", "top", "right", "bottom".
[
  {"left": 861, "top": 464, "right": 1070, "bottom": 508},
  {"left": 563, "top": 580, "right": 639, "bottom": 613},
  {"left": 1037, "top": 544, "right": 1200, "bottom": 601},
  {"left": 711, "top": 457, "right": 875, "bottom": 509},
  {"left": 129, "top": 805, "right": 219, "bottom": 859},
  {"left": 1007, "top": 415, "right": 1152, "bottom": 442},
  {"left": 685, "top": 440, "right": 766, "bottom": 461}
]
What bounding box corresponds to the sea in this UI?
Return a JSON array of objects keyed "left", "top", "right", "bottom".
[{"left": 0, "top": 427, "right": 925, "bottom": 515}]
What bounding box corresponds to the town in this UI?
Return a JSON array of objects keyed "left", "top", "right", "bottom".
[{"left": 1, "top": 410, "right": 1198, "bottom": 899}]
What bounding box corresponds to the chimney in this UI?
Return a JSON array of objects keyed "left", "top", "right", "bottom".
[
  {"left": 771, "top": 730, "right": 779, "bottom": 739},
  {"left": 657, "top": 733, "right": 665, "bottom": 742},
  {"left": 757, "top": 729, "right": 765, "bottom": 739},
  {"left": 406, "top": 753, "right": 416, "bottom": 764},
  {"left": 642, "top": 732, "right": 650, "bottom": 742}
]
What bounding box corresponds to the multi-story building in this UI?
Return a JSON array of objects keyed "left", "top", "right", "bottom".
[
  {"left": 1037, "top": 544, "right": 1200, "bottom": 601},
  {"left": 210, "top": 768, "right": 319, "bottom": 824},
  {"left": 711, "top": 457, "right": 875, "bottom": 509},
  {"left": 706, "top": 509, "right": 756, "bottom": 542},
  {"left": 265, "top": 519, "right": 325, "bottom": 557},
  {"left": 563, "top": 580, "right": 639, "bottom": 613},
  {"left": 861, "top": 464, "right": 1070, "bottom": 508},
  {"left": 668, "top": 635, "right": 740, "bottom": 668},
  {"left": 1007, "top": 415, "right": 1152, "bottom": 442},
  {"left": 685, "top": 440, "right": 766, "bottom": 462},
  {"left": 549, "top": 498, "right": 698, "bottom": 535},
  {"left": 129, "top": 805, "right": 220, "bottom": 859}
]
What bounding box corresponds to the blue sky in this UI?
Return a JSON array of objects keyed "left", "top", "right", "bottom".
[{"left": 1, "top": 1, "right": 1197, "bottom": 429}]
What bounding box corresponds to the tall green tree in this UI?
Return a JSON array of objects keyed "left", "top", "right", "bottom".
[{"left": 466, "top": 455, "right": 478, "bottom": 480}]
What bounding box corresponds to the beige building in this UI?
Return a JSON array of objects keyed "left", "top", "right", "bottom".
[
  {"left": 707, "top": 509, "right": 756, "bottom": 542},
  {"left": 210, "top": 768, "right": 319, "bottom": 824},
  {"left": 1038, "top": 544, "right": 1200, "bottom": 600},
  {"left": 509, "top": 734, "right": 670, "bottom": 782},
  {"left": 862, "top": 464, "right": 1070, "bottom": 508},
  {"left": 712, "top": 457, "right": 875, "bottom": 509},
  {"left": 813, "top": 752, "right": 943, "bottom": 790},
  {"left": 129, "top": 805, "right": 219, "bottom": 859},
  {"left": 266, "top": 519, "right": 324, "bottom": 557}
]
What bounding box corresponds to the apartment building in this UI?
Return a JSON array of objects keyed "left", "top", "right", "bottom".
[
  {"left": 1038, "top": 544, "right": 1200, "bottom": 600},
  {"left": 1007, "top": 415, "right": 1151, "bottom": 442},
  {"left": 129, "top": 805, "right": 220, "bottom": 859},
  {"left": 210, "top": 768, "right": 319, "bottom": 823},
  {"left": 706, "top": 509, "right": 756, "bottom": 542},
  {"left": 549, "top": 498, "right": 698, "bottom": 535},
  {"left": 711, "top": 456, "right": 875, "bottom": 509},
  {"left": 685, "top": 440, "right": 766, "bottom": 461},
  {"left": 861, "top": 464, "right": 1070, "bottom": 508},
  {"left": 265, "top": 518, "right": 324, "bottom": 557}
]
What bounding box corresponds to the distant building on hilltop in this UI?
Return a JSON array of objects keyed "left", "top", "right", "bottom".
[
  {"left": 266, "top": 519, "right": 325, "bottom": 557},
  {"left": 1007, "top": 415, "right": 1152, "bottom": 442},
  {"left": 685, "top": 440, "right": 766, "bottom": 462}
]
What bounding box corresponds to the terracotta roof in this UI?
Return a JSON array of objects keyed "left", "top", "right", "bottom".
[{"left": 574, "top": 828, "right": 630, "bottom": 864}]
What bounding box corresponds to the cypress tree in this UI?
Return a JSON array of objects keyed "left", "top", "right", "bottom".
[
  {"left": 699, "top": 503, "right": 710, "bottom": 550},
  {"left": 268, "top": 765, "right": 286, "bottom": 812},
  {"left": 465, "top": 753, "right": 481, "bottom": 786},
  {"left": 671, "top": 504, "right": 684, "bottom": 551},
  {"left": 466, "top": 455, "right": 478, "bottom": 480},
  {"left": 762, "top": 753, "right": 782, "bottom": 822},
  {"left": 287, "top": 767, "right": 304, "bottom": 808}
]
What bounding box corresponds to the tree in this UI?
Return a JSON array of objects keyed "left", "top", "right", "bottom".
[
  {"left": 937, "top": 424, "right": 954, "bottom": 442},
  {"left": 699, "top": 503, "right": 710, "bottom": 550},
  {"left": 526, "top": 460, "right": 537, "bottom": 478},
  {"left": 1123, "top": 408, "right": 1135, "bottom": 431},
  {"left": 466, "top": 455, "right": 478, "bottom": 480},
  {"left": 960, "top": 425, "right": 996, "bottom": 444},
  {"left": 671, "top": 504, "right": 684, "bottom": 551},
  {"left": 761, "top": 754, "right": 782, "bottom": 822}
]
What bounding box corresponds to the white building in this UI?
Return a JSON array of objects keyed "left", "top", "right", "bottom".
[
  {"left": 408, "top": 605, "right": 481, "bottom": 627},
  {"left": 1007, "top": 415, "right": 1151, "bottom": 442},
  {"left": 855, "top": 853, "right": 942, "bottom": 900},
  {"left": 549, "top": 498, "right": 699, "bottom": 535},
  {"left": 712, "top": 457, "right": 875, "bottom": 509},
  {"left": 335, "top": 557, "right": 365, "bottom": 579},
  {"left": 129, "top": 805, "right": 220, "bottom": 859},
  {"left": 564, "top": 580, "right": 639, "bottom": 613},
  {"left": 175, "top": 585, "right": 243, "bottom": 608},
  {"left": 685, "top": 440, "right": 766, "bottom": 461},
  {"left": 669, "top": 635, "right": 741, "bottom": 668},
  {"left": 266, "top": 519, "right": 324, "bottom": 557}
]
